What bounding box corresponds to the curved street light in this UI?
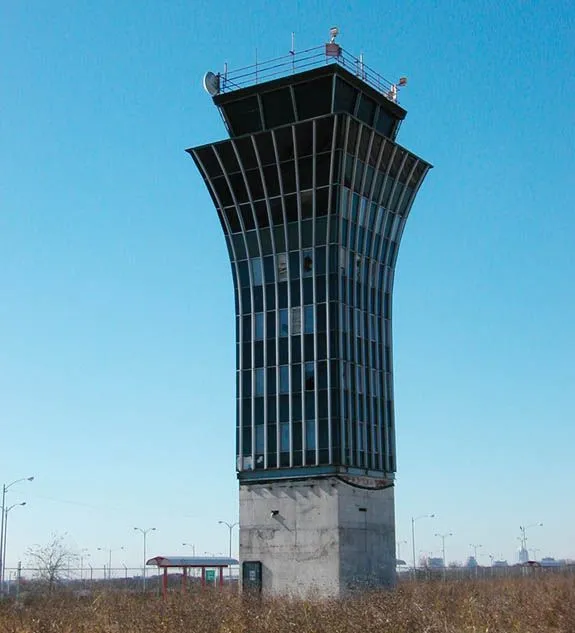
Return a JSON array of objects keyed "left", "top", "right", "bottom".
[
  {"left": 396, "top": 539, "right": 407, "bottom": 564},
  {"left": 0, "top": 476, "right": 33, "bottom": 594},
  {"left": 218, "top": 520, "right": 239, "bottom": 579},
  {"left": 1, "top": 502, "right": 26, "bottom": 592},
  {"left": 434, "top": 532, "right": 453, "bottom": 570},
  {"left": 411, "top": 514, "right": 435, "bottom": 578},
  {"left": 97, "top": 547, "right": 125, "bottom": 581},
  {"left": 133, "top": 527, "right": 156, "bottom": 592}
]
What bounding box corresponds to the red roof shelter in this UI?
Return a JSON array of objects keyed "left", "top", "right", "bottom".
[{"left": 146, "top": 556, "right": 239, "bottom": 599}]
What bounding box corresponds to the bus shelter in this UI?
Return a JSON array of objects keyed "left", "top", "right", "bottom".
[{"left": 146, "top": 556, "right": 239, "bottom": 599}]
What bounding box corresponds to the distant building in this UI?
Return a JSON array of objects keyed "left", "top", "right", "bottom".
[
  {"left": 492, "top": 560, "right": 508, "bottom": 568},
  {"left": 465, "top": 556, "right": 478, "bottom": 568},
  {"left": 427, "top": 557, "right": 444, "bottom": 570},
  {"left": 540, "top": 557, "right": 562, "bottom": 567}
]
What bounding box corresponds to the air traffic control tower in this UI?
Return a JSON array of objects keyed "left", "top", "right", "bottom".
[{"left": 187, "top": 31, "right": 431, "bottom": 596}]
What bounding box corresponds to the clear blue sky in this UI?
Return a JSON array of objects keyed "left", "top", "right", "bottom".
[{"left": 1, "top": 0, "right": 573, "bottom": 572}]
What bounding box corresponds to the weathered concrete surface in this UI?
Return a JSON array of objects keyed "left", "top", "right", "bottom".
[{"left": 239, "top": 477, "right": 395, "bottom": 597}]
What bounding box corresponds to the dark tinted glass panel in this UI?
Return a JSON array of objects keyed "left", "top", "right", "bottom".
[
  {"left": 287, "top": 222, "right": 299, "bottom": 250},
  {"left": 253, "top": 201, "right": 269, "bottom": 228},
  {"left": 255, "top": 131, "right": 276, "bottom": 165},
  {"left": 211, "top": 176, "right": 233, "bottom": 207},
  {"left": 263, "top": 165, "right": 280, "bottom": 196},
  {"left": 347, "top": 119, "right": 359, "bottom": 153},
  {"left": 301, "top": 219, "right": 313, "bottom": 247},
  {"left": 224, "top": 97, "right": 262, "bottom": 136},
  {"left": 316, "top": 187, "right": 329, "bottom": 216},
  {"left": 358, "top": 129, "right": 371, "bottom": 162},
  {"left": 298, "top": 156, "right": 313, "bottom": 190},
  {"left": 245, "top": 169, "right": 264, "bottom": 200},
  {"left": 195, "top": 146, "right": 222, "bottom": 178},
  {"left": 294, "top": 77, "right": 333, "bottom": 120},
  {"left": 244, "top": 228, "right": 258, "bottom": 254},
  {"left": 274, "top": 126, "right": 294, "bottom": 161},
  {"left": 295, "top": 121, "right": 314, "bottom": 157},
  {"left": 216, "top": 142, "right": 240, "bottom": 173},
  {"left": 301, "top": 191, "right": 313, "bottom": 219},
  {"left": 357, "top": 95, "right": 376, "bottom": 126},
  {"left": 269, "top": 198, "right": 284, "bottom": 225},
  {"left": 316, "top": 153, "right": 331, "bottom": 186},
  {"left": 315, "top": 116, "right": 334, "bottom": 152},
  {"left": 224, "top": 207, "right": 241, "bottom": 233},
  {"left": 284, "top": 194, "right": 298, "bottom": 222},
  {"left": 281, "top": 160, "right": 297, "bottom": 193},
  {"left": 262, "top": 89, "right": 295, "bottom": 128},
  {"left": 242, "top": 427, "right": 251, "bottom": 455},
  {"left": 315, "top": 217, "right": 327, "bottom": 246},
  {"left": 229, "top": 172, "right": 248, "bottom": 202},
  {"left": 334, "top": 78, "right": 357, "bottom": 114},
  {"left": 375, "top": 110, "right": 395, "bottom": 137},
  {"left": 235, "top": 136, "right": 258, "bottom": 169}
]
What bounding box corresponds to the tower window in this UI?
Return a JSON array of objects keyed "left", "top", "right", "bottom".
[
  {"left": 251, "top": 258, "right": 263, "bottom": 285},
  {"left": 280, "top": 422, "right": 290, "bottom": 452},
  {"left": 304, "top": 305, "right": 314, "bottom": 334},
  {"left": 277, "top": 253, "right": 288, "bottom": 281},
  {"left": 279, "top": 309, "right": 289, "bottom": 337},
  {"left": 305, "top": 362, "right": 315, "bottom": 390},
  {"left": 255, "top": 368, "right": 265, "bottom": 396},
  {"left": 291, "top": 307, "right": 301, "bottom": 335},
  {"left": 279, "top": 365, "right": 290, "bottom": 394},
  {"left": 305, "top": 419, "right": 316, "bottom": 450},
  {"left": 254, "top": 313, "right": 264, "bottom": 340},
  {"left": 302, "top": 250, "right": 314, "bottom": 276}
]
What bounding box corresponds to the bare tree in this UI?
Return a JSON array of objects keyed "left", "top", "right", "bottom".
[{"left": 26, "top": 533, "right": 77, "bottom": 591}]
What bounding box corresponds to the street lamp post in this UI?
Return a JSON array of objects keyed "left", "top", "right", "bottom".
[
  {"left": 97, "top": 547, "right": 125, "bottom": 581},
  {"left": 218, "top": 520, "right": 239, "bottom": 579},
  {"left": 182, "top": 543, "right": 196, "bottom": 556},
  {"left": 435, "top": 532, "right": 453, "bottom": 575},
  {"left": 0, "top": 476, "right": 33, "bottom": 594},
  {"left": 79, "top": 551, "right": 90, "bottom": 582},
  {"left": 411, "top": 514, "right": 435, "bottom": 580},
  {"left": 396, "top": 539, "right": 407, "bottom": 564},
  {"left": 134, "top": 527, "right": 156, "bottom": 592},
  {"left": 1, "top": 503, "right": 26, "bottom": 592}
]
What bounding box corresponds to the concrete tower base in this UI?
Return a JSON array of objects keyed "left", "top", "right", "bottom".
[{"left": 239, "top": 477, "right": 396, "bottom": 597}]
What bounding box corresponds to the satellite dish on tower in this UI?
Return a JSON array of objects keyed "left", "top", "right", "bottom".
[{"left": 203, "top": 71, "right": 220, "bottom": 96}]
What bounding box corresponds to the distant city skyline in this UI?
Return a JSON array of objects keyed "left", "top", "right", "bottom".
[{"left": 1, "top": 1, "right": 573, "bottom": 571}]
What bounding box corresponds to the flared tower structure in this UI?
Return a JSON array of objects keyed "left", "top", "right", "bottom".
[{"left": 187, "top": 33, "right": 431, "bottom": 596}]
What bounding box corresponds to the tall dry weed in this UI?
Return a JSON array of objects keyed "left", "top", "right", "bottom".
[{"left": 0, "top": 574, "right": 573, "bottom": 633}]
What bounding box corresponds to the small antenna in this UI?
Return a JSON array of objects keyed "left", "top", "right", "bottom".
[
  {"left": 326, "top": 26, "right": 341, "bottom": 58},
  {"left": 290, "top": 32, "right": 295, "bottom": 73}
]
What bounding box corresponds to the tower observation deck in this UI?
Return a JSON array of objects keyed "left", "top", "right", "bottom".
[{"left": 187, "top": 34, "right": 432, "bottom": 596}]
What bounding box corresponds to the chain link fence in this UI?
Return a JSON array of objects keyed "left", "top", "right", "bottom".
[{"left": 1, "top": 565, "right": 240, "bottom": 598}]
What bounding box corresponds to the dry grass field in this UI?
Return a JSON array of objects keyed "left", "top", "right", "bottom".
[{"left": 0, "top": 574, "right": 573, "bottom": 633}]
